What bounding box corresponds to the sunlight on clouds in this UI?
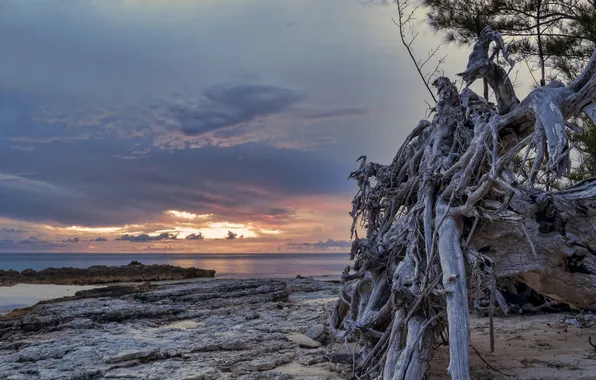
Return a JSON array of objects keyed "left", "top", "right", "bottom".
[
  {"left": 0, "top": 193, "right": 353, "bottom": 252},
  {"left": 204, "top": 222, "right": 256, "bottom": 239},
  {"left": 154, "top": 227, "right": 199, "bottom": 239},
  {"left": 166, "top": 210, "right": 212, "bottom": 219},
  {"left": 260, "top": 229, "right": 281, "bottom": 235},
  {"left": 65, "top": 225, "right": 123, "bottom": 233},
  {"left": 154, "top": 222, "right": 257, "bottom": 239}
]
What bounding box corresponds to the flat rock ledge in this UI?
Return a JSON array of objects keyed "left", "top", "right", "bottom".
[
  {"left": 0, "top": 278, "right": 349, "bottom": 380},
  {"left": 0, "top": 261, "right": 215, "bottom": 286}
]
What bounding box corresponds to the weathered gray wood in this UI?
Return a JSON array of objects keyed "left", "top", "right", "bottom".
[
  {"left": 436, "top": 201, "right": 470, "bottom": 380},
  {"left": 392, "top": 315, "right": 435, "bottom": 380},
  {"left": 329, "top": 26, "right": 596, "bottom": 380}
]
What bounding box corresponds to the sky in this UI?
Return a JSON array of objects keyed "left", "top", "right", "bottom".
[{"left": 0, "top": 0, "right": 474, "bottom": 253}]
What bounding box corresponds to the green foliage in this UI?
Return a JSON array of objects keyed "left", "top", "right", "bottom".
[
  {"left": 569, "top": 119, "right": 596, "bottom": 180},
  {"left": 422, "top": 0, "right": 596, "bottom": 182},
  {"left": 423, "top": 0, "right": 596, "bottom": 82}
]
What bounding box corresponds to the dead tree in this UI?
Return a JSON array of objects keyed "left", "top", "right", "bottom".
[{"left": 329, "top": 26, "right": 596, "bottom": 380}]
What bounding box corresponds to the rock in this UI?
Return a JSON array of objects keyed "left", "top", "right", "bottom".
[
  {"left": 287, "top": 333, "right": 322, "bottom": 348},
  {"left": 75, "top": 284, "right": 152, "bottom": 298},
  {"left": 585, "top": 303, "right": 596, "bottom": 313},
  {"left": 232, "top": 357, "right": 278, "bottom": 372},
  {"left": 305, "top": 324, "right": 326, "bottom": 342},
  {"left": 238, "top": 373, "right": 293, "bottom": 380},
  {"left": 0, "top": 262, "right": 215, "bottom": 286},
  {"left": 180, "top": 367, "right": 221, "bottom": 380},
  {"left": 0, "top": 278, "right": 343, "bottom": 379},
  {"left": 104, "top": 349, "right": 157, "bottom": 363}
]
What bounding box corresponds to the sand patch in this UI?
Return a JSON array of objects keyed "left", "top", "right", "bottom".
[
  {"left": 428, "top": 313, "right": 596, "bottom": 379},
  {"left": 274, "top": 362, "right": 343, "bottom": 378},
  {"left": 162, "top": 320, "right": 201, "bottom": 330}
]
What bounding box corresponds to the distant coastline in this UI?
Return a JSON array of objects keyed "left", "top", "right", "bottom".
[{"left": 0, "top": 261, "right": 215, "bottom": 287}]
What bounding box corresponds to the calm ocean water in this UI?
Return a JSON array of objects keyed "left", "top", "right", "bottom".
[
  {"left": 0, "top": 252, "right": 350, "bottom": 278},
  {"left": 0, "top": 253, "right": 350, "bottom": 313}
]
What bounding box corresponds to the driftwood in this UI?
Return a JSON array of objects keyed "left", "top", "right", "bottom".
[{"left": 330, "top": 26, "right": 596, "bottom": 379}]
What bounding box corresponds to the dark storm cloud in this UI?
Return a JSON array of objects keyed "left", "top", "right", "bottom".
[
  {"left": 171, "top": 84, "right": 304, "bottom": 137},
  {"left": 225, "top": 231, "right": 238, "bottom": 240},
  {"left": 0, "top": 131, "right": 354, "bottom": 226},
  {"left": 185, "top": 233, "right": 204, "bottom": 240},
  {"left": 92, "top": 237, "right": 108, "bottom": 242},
  {"left": 63, "top": 237, "right": 80, "bottom": 243},
  {"left": 117, "top": 232, "right": 178, "bottom": 242}
]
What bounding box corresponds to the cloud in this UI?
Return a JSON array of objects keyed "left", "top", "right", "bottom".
[
  {"left": 225, "top": 230, "right": 238, "bottom": 240},
  {"left": 92, "top": 237, "right": 108, "bottom": 242},
  {"left": 63, "top": 237, "right": 80, "bottom": 243},
  {"left": 0, "top": 136, "right": 354, "bottom": 227},
  {"left": 0, "top": 237, "right": 66, "bottom": 252},
  {"left": 111, "top": 148, "right": 151, "bottom": 160},
  {"left": 24, "top": 81, "right": 368, "bottom": 153},
  {"left": 116, "top": 232, "right": 178, "bottom": 242},
  {"left": 266, "top": 207, "right": 294, "bottom": 216},
  {"left": 171, "top": 84, "right": 304, "bottom": 137},
  {"left": 9, "top": 145, "right": 35, "bottom": 152},
  {"left": 185, "top": 232, "right": 204, "bottom": 240},
  {"left": 298, "top": 106, "right": 369, "bottom": 121},
  {"left": 1, "top": 228, "right": 26, "bottom": 233}
]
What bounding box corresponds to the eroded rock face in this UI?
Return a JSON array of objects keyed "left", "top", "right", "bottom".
[
  {"left": 0, "top": 262, "right": 215, "bottom": 286},
  {"left": 0, "top": 278, "right": 347, "bottom": 380}
]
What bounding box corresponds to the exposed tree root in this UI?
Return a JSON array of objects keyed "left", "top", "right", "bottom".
[{"left": 330, "top": 27, "right": 596, "bottom": 379}]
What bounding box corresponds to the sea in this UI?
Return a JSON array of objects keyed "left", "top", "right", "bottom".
[
  {"left": 0, "top": 252, "right": 350, "bottom": 278},
  {"left": 0, "top": 252, "right": 350, "bottom": 313}
]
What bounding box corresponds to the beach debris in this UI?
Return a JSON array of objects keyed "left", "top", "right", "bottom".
[{"left": 329, "top": 26, "right": 596, "bottom": 379}]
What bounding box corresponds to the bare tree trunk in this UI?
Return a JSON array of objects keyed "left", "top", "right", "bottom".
[
  {"left": 537, "top": 0, "right": 546, "bottom": 86},
  {"left": 329, "top": 26, "right": 596, "bottom": 380},
  {"left": 436, "top": 201, "right": 470, "bottom": 380}
]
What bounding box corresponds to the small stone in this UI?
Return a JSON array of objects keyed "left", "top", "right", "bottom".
[
  {"left": 238, "top": 373, "right": 292, "bottom": 380},
  {"left": 104, "top": 349, "right": 156, "bottom": 364},
  {"left": 231, "top": 357, "right": 278, "bottom": 372},
  {"left": 305, "top": 324, "right": 325, "bottom": 342},
  {"left": 180, "top": 367, "right": 220, "bottom": 380},
  {"left": 287, "top": 333, "right": 322, "bottom": 348}
]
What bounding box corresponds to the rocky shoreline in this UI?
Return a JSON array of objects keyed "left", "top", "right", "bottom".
[
  {"left": 0, "top": 261, "right": 216, "bottom": 287},
  {"left": 0, "top": 278, "right": 348, "bottom": 380},
  {"left": 1, "top": 277, "right": 595, "bottom": 379}
]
